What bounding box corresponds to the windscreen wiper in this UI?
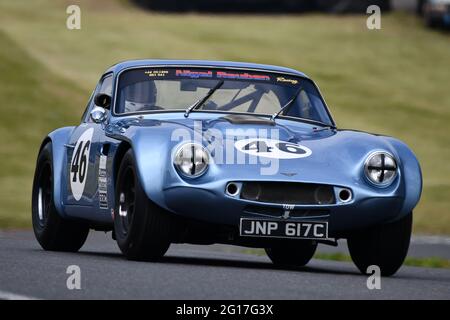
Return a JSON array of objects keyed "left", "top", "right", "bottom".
[
  {"left": 271, "top": 86, "right": 303, "bottom": 121},
  {"left": 184, "top": 80, "right": 224, "bottom": 118}
]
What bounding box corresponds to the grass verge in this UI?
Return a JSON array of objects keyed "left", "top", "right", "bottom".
[
  {"left": 315, "top": 252, "right": 450, "bottom": 269},
  {"left": 240, "top": 249, "right": 450, "bottom": 269}
]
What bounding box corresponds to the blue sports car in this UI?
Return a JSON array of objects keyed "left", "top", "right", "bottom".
[{"left": 32, "top": 60, "right": 422, "bottom": 276}]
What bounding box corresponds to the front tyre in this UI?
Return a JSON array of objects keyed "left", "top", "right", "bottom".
[
  {"left": 347, "top": 212, "right": 412, "bottom": 277},
  {"left": 265, "top": 240, "right": 317, "bottom": 267},
  {"left": 32, "top": 142, "right": 89, "bottom": 251},
  {"left": 114, "top": 149, "right": 171, "bottom": 261}
]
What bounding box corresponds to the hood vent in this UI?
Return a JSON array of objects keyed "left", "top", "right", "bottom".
[{"left": 220, "top": 114, "right": 275, "bottom": 126}]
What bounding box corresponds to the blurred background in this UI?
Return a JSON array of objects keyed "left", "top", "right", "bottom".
[{"left": 0, "top": 0, "right": 448, "bottom": 236}]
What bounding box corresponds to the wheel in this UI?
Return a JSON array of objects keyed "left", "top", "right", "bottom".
[
  {"left": 32, "top": 142, "right": 89, "bottom": 251},
  {"left": 114, "top": 149, "right": 171, "bottom": 261},
  {"left": 265, "top": 240, "right": 317, "bottom": 267},
  {"left": 347, "top": 213, "right": 412, "bottom": 277}
]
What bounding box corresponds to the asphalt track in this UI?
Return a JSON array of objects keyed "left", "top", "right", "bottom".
[{"left": 0, "top": 230, "right": 449, "bottom": 300}]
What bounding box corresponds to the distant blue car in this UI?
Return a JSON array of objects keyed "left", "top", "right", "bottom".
[
  {"left": 32, "top": 60, "right": 422, "bottom": 276},
  {"left": 423, "top": 0, "right": 450, "bottom": 28}
]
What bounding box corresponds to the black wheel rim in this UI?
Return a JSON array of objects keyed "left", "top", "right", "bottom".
[
  {"left": 118, "top": 166, "right": 136, "bottom": 236},
  {"left": 37, "top": 161, "right": 52, "bottom": 228}
]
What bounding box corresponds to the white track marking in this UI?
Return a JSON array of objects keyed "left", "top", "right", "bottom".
[{"left": 0, "top": 290, "right": 41, "bottom": 300}]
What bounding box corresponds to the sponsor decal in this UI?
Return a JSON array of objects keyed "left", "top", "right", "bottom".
[
  {"left": 217, "top": 71, "right": 270, "bottom": 81},
  {"left": 98, "top": 154, "right": 108, "bottom": 209},
  {"left": 276, "top": 76, "right": 298, "bottom": 85},
  {"left": 145, "top": 70, "right": 168, "bottom": 77},
  {"left": 70, "top": 128, "right": 94, "bottom": 201},
  {"left": 175, "top": 69, "right": 213, "bottom": 79},
  {"left": 234, "top": 138, "right": 312, "bottom": 159}
]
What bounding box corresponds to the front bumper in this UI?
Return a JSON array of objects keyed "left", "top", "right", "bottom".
[{"left": 163, "top": 181, "right": 404, "bottom": 237}]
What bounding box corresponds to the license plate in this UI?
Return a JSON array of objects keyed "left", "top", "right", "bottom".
[{"left": 239, "top": 218, "right": 328, "bottom": 240}]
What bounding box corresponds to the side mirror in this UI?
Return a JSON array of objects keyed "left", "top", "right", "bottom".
[
  {"left": 94, "top": 93, "right": 111, "bottom": 109},
  {"left": 90, "top": 106, "right": 107, "bottom": 123}
]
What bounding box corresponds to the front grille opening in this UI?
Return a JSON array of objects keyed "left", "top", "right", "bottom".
[
  {"left": 244, "top": 205, "right": 330, "bottom": 219},
  {"left": 240, "top": 182, "right": 335, "bottom": 205}
]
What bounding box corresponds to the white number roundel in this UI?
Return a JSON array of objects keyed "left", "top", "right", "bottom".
[
  {"left": 70, "top": 128, "right": 94, "bottom": 201},
  {"left": 235, "top": 138, "right": 312, "bottom": 159}
]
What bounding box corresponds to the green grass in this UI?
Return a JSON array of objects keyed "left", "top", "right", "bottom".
[
  {"left": 0, "top": 30, "right": 85, "bottom": 228},
  {"left": 314, "top": 252, "right": 450, "bottom": 269},
  {"left": 241, "top": 249, "right": 450, "bottom": 269},
  {"left": 0, "top": 0, "right": 449, "bottom": 234}
]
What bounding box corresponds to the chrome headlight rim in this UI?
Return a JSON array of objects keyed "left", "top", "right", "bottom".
[
  {"left": 173, "top": 142, "right": 210, "bottom": 178},
  {"left": 364, "top": 151, "right": 398, "bottom": 187}
]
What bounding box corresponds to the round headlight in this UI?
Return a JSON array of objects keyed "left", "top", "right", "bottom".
[
  {"left": 174, "top": 143, "right": 209, "bottom": 178},
  {"left": 364, "top": 152, "right": 398, "bottom": 186}
]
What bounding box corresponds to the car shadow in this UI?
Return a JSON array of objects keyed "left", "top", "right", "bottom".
[
  {"left": 69, "top": 248, "right": 362, "bottom": 276},
  {"left": 27, "top": 245, "right": 450, "bottom": 281},
  {"left": 29, "top": 247, "right": 449, "bottom": 281},
  {"left": 161, "top": 255, "right": 362, "bottom": 276}
]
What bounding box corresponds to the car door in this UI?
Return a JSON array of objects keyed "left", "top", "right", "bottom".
[{"left": 65, "top": 74, "right": 113, "bottom": 209}]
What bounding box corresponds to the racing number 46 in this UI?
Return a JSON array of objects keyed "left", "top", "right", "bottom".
[
  {"left": 244, "top": 140, "right": 306, "bottom": 155},
  {"left": 71, "top": 141, "right": 90, "bottom": 183}
]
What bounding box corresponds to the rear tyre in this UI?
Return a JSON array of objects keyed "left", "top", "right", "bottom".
[
  {"left": 265, "top": 240, "right": 317, "bottom": 267},
  {"left": 32, "top": 142, "right": 89, "bottom": 251},
  {"left": 114, "top": 149, "right": 171, "bottom": 261},
  {"left": 347, "top": 213, "right": 412, "bottom": 277}
]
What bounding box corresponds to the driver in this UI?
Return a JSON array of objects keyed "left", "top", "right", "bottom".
[{"left": 124, "top": 80, "right": 158, "bottom": 112}]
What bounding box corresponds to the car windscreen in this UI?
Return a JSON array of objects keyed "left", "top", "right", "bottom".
[{"left": 115, "top": 67, "right": 333, "bottom": 125}]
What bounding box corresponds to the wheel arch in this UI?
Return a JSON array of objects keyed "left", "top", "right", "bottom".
[
  {"left": 37, "top": 136, "right": 52, "bottom": 154},
  {"left": 37, "top": 126, "right": 76, "bottom": 218},
  {"left": 111, "top": 130, "right": 175, "bottom": 212},
  {"left": 112, "top": 140, "right": 132, "bottom": 189},
  {"left": 383, "top": 136, "right": 423, "bottom": 217}
]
